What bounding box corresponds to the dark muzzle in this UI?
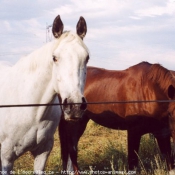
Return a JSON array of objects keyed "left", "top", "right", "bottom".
[{"left": 62, "top": 97, "right": 87, "bottom": 121}]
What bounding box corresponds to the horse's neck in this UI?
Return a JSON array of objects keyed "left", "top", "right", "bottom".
[{"left": 17, "top": 68, "right": 54, "bottom": 104}]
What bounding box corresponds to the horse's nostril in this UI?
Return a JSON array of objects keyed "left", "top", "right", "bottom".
[
  {"left": 63, "top": 98, "right": 68, "bottom": 105},
  {"left": 80, "top": 97, "right": 87, "bottom": 110},
  {"left": 82, "top": 97, "right": 86, "bottom": 103},
  {"left": 63, "top": 98, "right": 69, "bottom": 111}
]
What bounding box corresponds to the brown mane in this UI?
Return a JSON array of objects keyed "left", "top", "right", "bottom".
[{"left": 146, "top": 63, "right": 175, "bottom": 93}]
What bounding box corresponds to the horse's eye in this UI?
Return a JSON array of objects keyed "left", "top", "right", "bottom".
[{"left": 53, "top": 56, "right": 57, "bottom": 62}]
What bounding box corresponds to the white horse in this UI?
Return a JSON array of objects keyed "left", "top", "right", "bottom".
[{"left": 0, "top": 15, "right": 89, "bottom": 174}]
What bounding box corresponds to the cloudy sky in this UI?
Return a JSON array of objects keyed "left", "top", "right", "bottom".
[{"left": 0, "top": 0, "right": 175, "bottom": 70}]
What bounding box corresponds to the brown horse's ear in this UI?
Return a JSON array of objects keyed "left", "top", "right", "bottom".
[
  {"left": 52, "top": 15, "right": 64, "bottom": 38},
  {"left": 168, "top": 85, "right": 175, "bottom": 99},
  {"left": 76, "top": 16, "right": 87, "bottom": 40}
]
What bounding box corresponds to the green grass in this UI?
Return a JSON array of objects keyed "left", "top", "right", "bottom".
[{"left": 12, "top": 120, "right": 171, "bottom": 175}]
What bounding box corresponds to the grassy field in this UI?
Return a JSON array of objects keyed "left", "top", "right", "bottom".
[{"left": 13, "top": 120, "right": 171, "bottom": 175}]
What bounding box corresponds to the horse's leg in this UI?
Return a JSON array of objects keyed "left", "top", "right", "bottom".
[
  {"left": 68, "top": 118, "right": 90, "bottom": 174},
  {"left": 152, "top": 117, "right": 174, "bottom": 170},
  {"left": 154, "top": 134, "right": 173, "bottom": 170},
  {"left": 31, "top": 139, "right": 54, "bottom": 174},
  {"left": 127, "top": 129, "right": 142, "bottom": 170},
  {"left": 59, "top": 119, "right": 78, "bottom": 174},
  {"left": 59, "top": 116, "right": 89, "bottom": 175},
  {"left": 59, "top": 119, "right": 69, "bottom": 173},
  {"left": 1, "top": 143, "right": 15, "bottom": 174}
]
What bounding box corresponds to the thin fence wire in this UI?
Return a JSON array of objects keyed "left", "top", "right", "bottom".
[{"left": 0, "top": 100, "right": 175, "bottom": 108}]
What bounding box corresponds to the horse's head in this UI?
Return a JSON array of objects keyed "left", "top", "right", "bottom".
[{"left": 51, "top": 15, "right": 89, "bottom": 121}]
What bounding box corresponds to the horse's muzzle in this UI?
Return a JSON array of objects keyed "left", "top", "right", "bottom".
[{"left": 62, "top": 97, "right": 87, "bottom": 121}]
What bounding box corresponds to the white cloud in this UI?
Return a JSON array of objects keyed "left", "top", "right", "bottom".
[
  {"left": 51, "top": 5, "right": 73, "bottom": 16},
  {"left": 135, "top": 0, "right": 175, "bottom": 17},
  {"left": 3, "top": 21, "right": 12, "bottom": 32}
]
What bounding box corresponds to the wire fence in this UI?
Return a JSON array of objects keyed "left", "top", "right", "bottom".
[{"left": 0, "top": 99, "right": 175, "bottom": 108}]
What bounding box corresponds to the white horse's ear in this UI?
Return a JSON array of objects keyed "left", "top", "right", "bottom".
[
  {"left": 76, "top": 16, "right": 87, "bottom": 40},
  {"left": 52, "top": 15, "right": 64, "bottom": 38}
]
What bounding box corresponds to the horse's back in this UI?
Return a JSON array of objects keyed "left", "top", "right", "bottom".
[
  {"left": 86, "top": 62, "right": 151, "bottom": 87},
  {"left": 85, "top": 62, "right": 152, "bottom": 103}
]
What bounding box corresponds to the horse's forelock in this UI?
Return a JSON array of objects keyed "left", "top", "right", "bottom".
[{"left": 56, "top": 31, "right": 88, "bottom": 50}]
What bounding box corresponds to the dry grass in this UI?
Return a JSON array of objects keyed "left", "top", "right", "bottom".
[
  {"left": 12, "top": 120, "right": 170, "bottom": 175},
  {"left": 77, "top": 121, "right": 170, "bottom": 175}
]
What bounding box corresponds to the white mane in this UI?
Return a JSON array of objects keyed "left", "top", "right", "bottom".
[
  {"left": 13, "top": 41, "right": 53, "bottom": 73},
  {"left": 0, "top": 61, "right": 12, "bottom": 77},
  {"left": 0, "top": 61, "right": 12, "bottom": 68}
]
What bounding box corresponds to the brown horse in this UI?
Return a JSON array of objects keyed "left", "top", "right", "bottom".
[{"left": 59, "top": 62, "right": 175, "bottom": 174}]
